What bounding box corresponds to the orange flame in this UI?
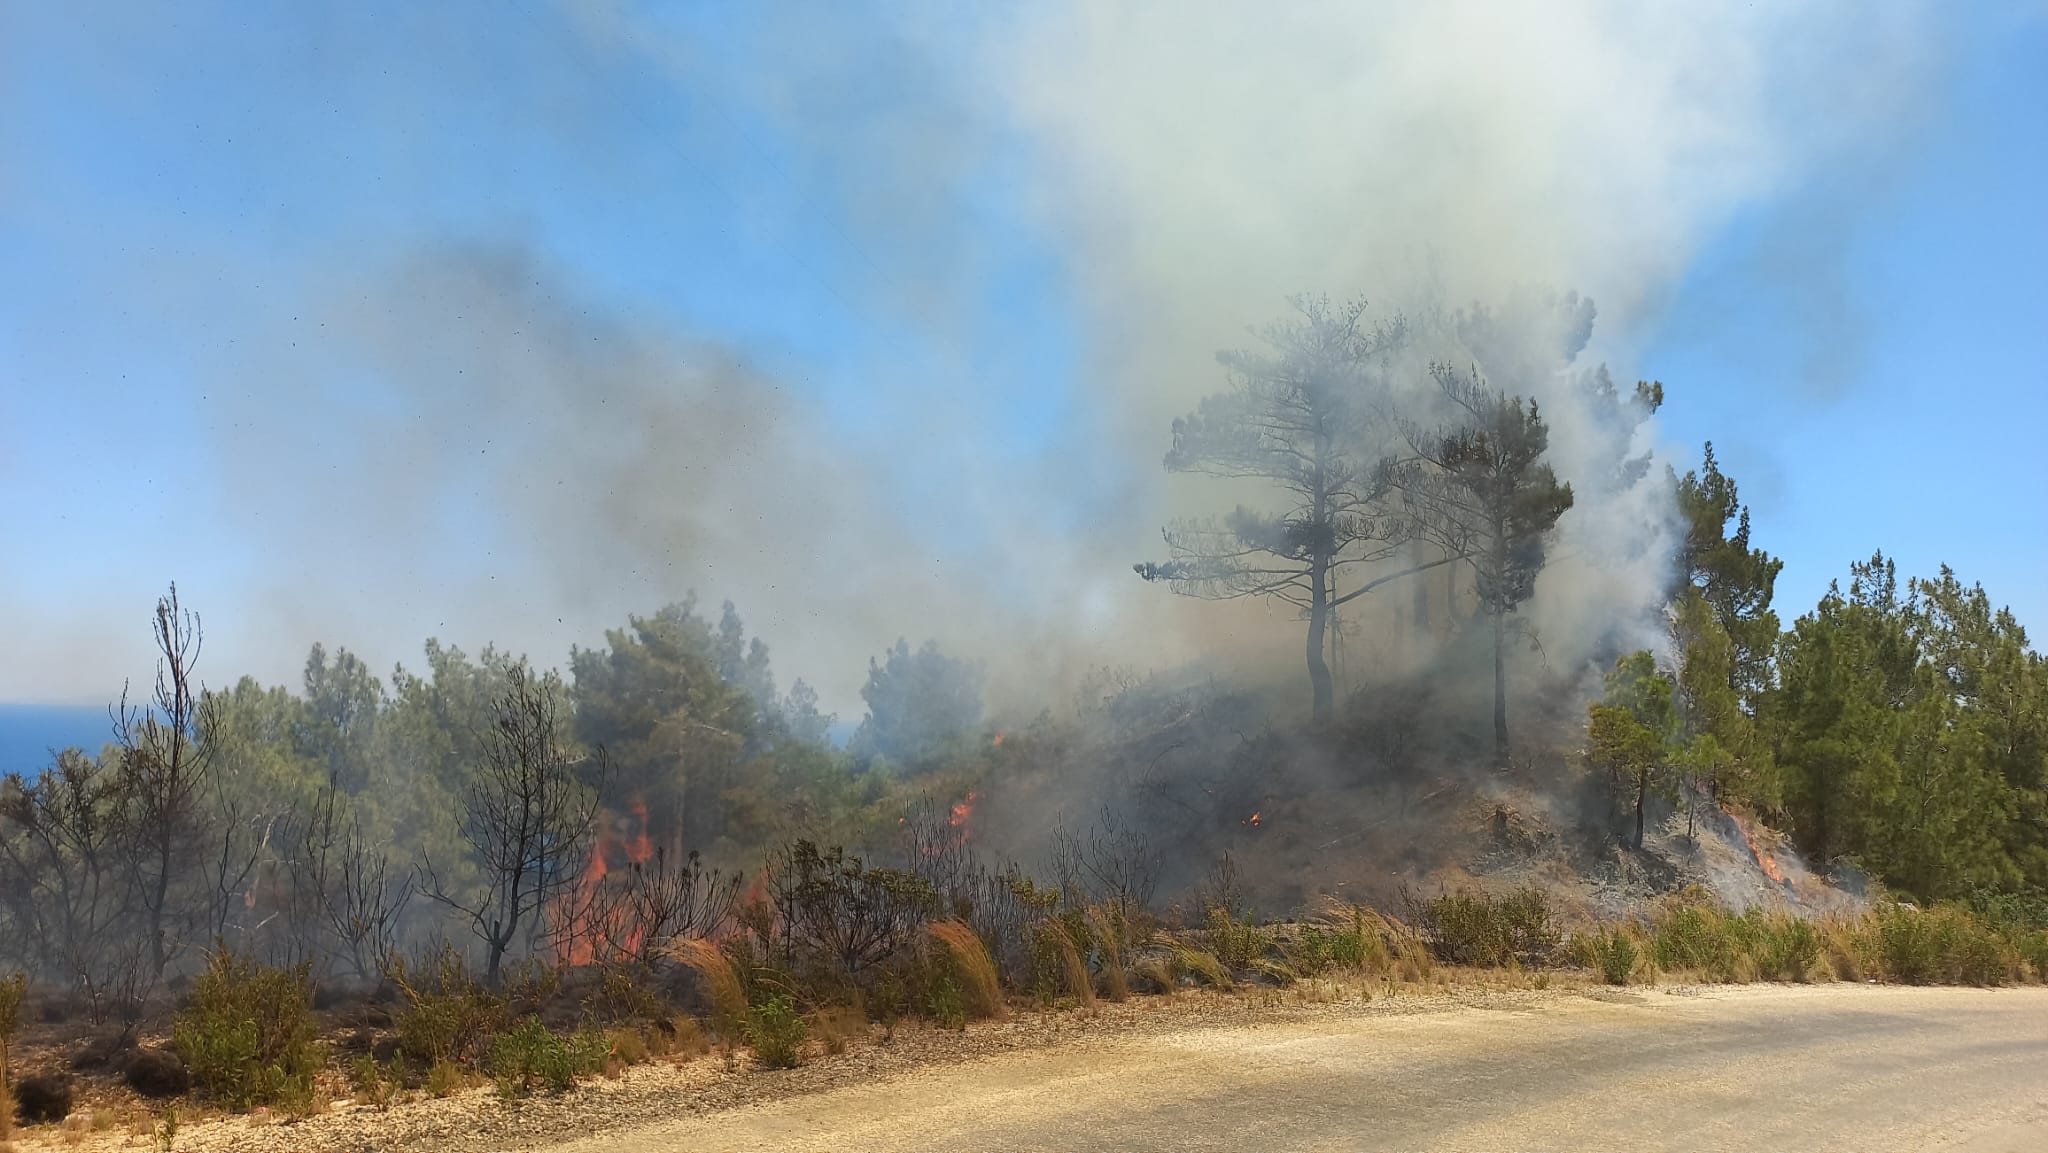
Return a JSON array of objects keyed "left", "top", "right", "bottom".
[
  {"left": 1244, "top": 810, "right": 1262, "bottom": 827},
  {"left": 1734, "top": 814, "right": 1789, "bottom": 885},
  {"left": 991, "top": 732, "right": 1006, "bottom": 747},
  {"left": 948, "top": 791, "right": 977, "bottom": 843},
  {"left": 556, "top": 793, "right": 660, "bottom": 965}
]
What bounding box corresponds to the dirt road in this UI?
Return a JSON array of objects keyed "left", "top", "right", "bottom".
[{"left": 545, "top": 985, "right": 2048, "bottom": 1153}]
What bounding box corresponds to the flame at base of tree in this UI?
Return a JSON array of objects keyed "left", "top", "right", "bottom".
[{"left": 1733, "top": 812, "right": 1789, "bottom": 886}]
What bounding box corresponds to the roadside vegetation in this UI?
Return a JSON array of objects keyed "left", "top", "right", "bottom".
[{"left": 5, "top": 295, "right": 2048, "bottom": 1137}]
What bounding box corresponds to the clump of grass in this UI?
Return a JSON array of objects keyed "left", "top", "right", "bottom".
[
  {"left": 668, "top": 938, "right": 747, "bottom": 1036},
  {"left": 171, "top": 948, "right": 322, "bottom": 1111},
  {"left": 1085, "top": 907, "right": 1130, "bottom": 1001},
  {"left": 1033, "top": 920, "right": 1096, "bottom": 1008},
  {"left": 928, "top": 920, "right": 1005, "bottom": 1021},
  {"left": 1, "top": 1074, "right": 14, "bottom": 1142},
  {"left": 812, "top": 1006, "right": 867, "bottom": 1055},
  {"left": 607, "top": 1027, "right": 649, "bottom": 1067},
  {"left": 1206, "top": 906, "right": 1274, "bottom": 972},
  {"left": 1174, "top": 946, "right": 1233, "bottom": 989},
  {"left": 424, "top": 1059, "right": 464, "bottom": 1099},
  {"left": 744, "top": 994, "right": 808, "bottom": 1069}
]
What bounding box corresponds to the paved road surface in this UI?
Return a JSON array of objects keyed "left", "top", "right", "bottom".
[{"left": 548, "top": 985, "right": 2048, "bottom": 1153}]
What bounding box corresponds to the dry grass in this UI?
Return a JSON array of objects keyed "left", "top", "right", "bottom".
[
  {"left": 668, "top": 937, "right": 748, "bottom": 1030},
  {"left": 1085, "top": 907, "right": 1131, "bottom": 1002},
  {"left": 1040, "top": 921, "right": 1097, "bottom": 1007},
  {"left": 929, "top": 921, "right": 1007, "bottom": 1020},
  {"left": 811, "top": 1006, "right": 868, "bottom": 1056},
  {"left": 1, "top": 1074, "right": 13, "bottom": 1141}
]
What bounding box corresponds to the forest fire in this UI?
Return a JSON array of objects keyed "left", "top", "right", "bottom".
[
  {"left": 557, "top": 795, "right": 659, "bottom": 964},
  {"left": 1734, "top": 814, "right": 1789, "bottom": 886},
  {"left": 1244, "top": 810, "right": 1262, "bottom": 827},
  {"left": 950, "top": 792, "right": 977, "bottom": 841}
]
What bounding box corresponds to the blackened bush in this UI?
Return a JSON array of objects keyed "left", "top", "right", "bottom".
[
  {"left": 121, "top": 1046, "right": 191, "bottom": 1098},
  {"left": 13, "top": 1071, "right": 73, "bottom": 1125}
]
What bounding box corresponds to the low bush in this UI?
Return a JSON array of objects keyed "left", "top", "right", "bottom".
[
  {"left": 1586, "top": 928, "right": 1639, "bottom": 985},
  {"left": 1205, "top": 906, "right": 1274, "bottom": 972},
  {"left": 485, "top": 1016, "right": 606, "bottom": 1097},
  {"left": 1406, "top": 886, "right": 1560, "bottom": 968},
  {"left": 1031, "top": 920, "right": 1096, "bottom": 1007},
  {"left": 744, "top": 994, "right": 808, "bottom": 1069},
  {"left": 12, "top": 1071, "right": 72, "bottom": 1126},
  {"left": 386, "top": 947, "right": 505, "bottom": 1068},
  {"left": 121, "top": 1047, "right": 190, "bottom": 1098},
  {"left": 171, "top": 949, "right": 321, "bottom": 1111}
]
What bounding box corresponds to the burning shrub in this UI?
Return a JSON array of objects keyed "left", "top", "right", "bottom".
[
  {"left": 1405, "top": 886, "right": 1560, "bottom": 968},
  {"left": 171, "top": 949, "right": 321, "bottom": 1111}
]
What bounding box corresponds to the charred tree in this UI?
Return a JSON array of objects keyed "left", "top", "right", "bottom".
[
  {"left": 422, "top": 664, "right": 604, "bottom": 985},
  {"left": 115, "top": 584, "right": 221, "bottom": 979},
  {"left": 1137, "top": 297, "right": 1447, "bottom": 722}
]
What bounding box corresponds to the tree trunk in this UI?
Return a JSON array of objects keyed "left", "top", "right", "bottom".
[
  {"left": 1307, "top": 556, "right": 1333, "bottom": 723},
  {"left": 1492, "top": 610, "right": 1509, "bottom": 765},
  {"left": 1633, "top": 772, "right": 1648, "bottom": 850}
]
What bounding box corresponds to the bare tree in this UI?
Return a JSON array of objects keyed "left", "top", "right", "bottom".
[
  {"left": 1399, "top": 365, "right": 1573, "bottom": 762},
  {"left": 421, "top": 664, "right": 603, "bottom": 985},
  {"left": 115, "top": 584, "right": 221, "bottom": 978},
  {"left": 0, "top": 750, "right": 144, "bottom": 1022},
  {"left": 1136, "top": 298, "right": 1449, "bottom": 721}
]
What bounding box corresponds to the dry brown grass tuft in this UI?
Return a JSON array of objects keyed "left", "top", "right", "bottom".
[
  {"left": 1086, "top": 906, "right": 1130, "bottom": 1001},
  {"left": 668, "top": 937, "right": 748, "bottom": 1030},
  {"left": 0, "top": 1074, "right": 13, "bottom": 1141},
  {"left": 1041, "top": 920, "right": 1097, "bottom": 1007},
  {"left": 812, "top": 1005, "right": 868, "bottom": 1055},
  {"left": 929, "top": 920, "right": 1007, "bottom": 1020}
]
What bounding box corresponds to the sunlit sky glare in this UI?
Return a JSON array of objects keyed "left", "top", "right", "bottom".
[{"left": 2, "top": 2, "right": 2043, "bottom": 707}]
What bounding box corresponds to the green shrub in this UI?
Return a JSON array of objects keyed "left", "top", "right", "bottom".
[
  {"left": 387, "top": 946, "right": 505, "bottom": 1067},
  {"left": 486, "top": 1016, "right": 605, "bottom": 1097},
  {"left": 1406, "top": 887, "right": 1560, "bottom": 968},
  {"left": 1587, "top": 929, "right": 1639, "bottom": 985},
  {"left": 171, "top": 949, "right": 321, "bottom": 1110},
  {"left": 744, "top": 994, "right": 809, "bottom": 1069},
  {"left": 926, "top": 974, "right": 967, "bottom": 1032},
  {"left": 1206, "top": 906, "right": 1274, "bottom": 972}
]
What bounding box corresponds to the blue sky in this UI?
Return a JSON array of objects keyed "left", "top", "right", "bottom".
[{"left": 1, "top": 2, "right": 2043, "bottom": 706}]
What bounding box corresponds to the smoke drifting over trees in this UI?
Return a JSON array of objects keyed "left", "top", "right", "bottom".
[{"left": 10, "top": 1, "right": 2046, "bottom": 1082}]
